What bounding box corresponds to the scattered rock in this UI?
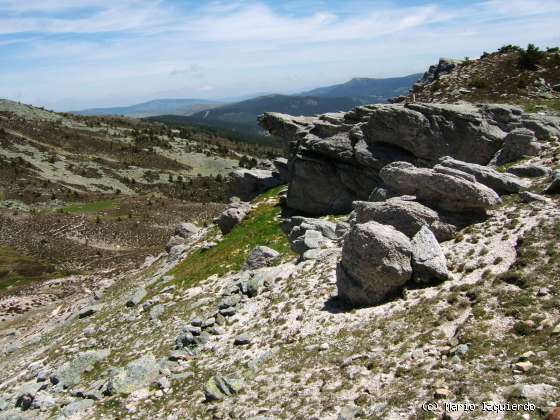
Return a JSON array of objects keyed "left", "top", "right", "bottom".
[
  {"left": 78, "top": 304, "right": 102, "bottom": 319},
  {"left": 126, "top": 287, "right": 147, "bottom": 307},
  {"left": 233, "top": 334, "right": 252, "bottom": 346},
  {"left": 337, "top": 221, "right": 412, "bottom": 306},
  {"left": 174, "top": 222, "right": 199, "bottom": 239},
  {"left": 507, "top": 164, "right": 551, "bottom": 178},
  {"left": 494, "top": 128, "right": 543, "bottom": 165},
  {"left": 165, "top": 236, "right": 186, "bottom": 253},
  {"left": 520, "top": 191, "right": 549, "bottom": 203},
  {"left": 51, "top": 349, "right": 110, "bottom": 389},
  {"left": 544, "top": 172, "right": 560, "bottom": 195},
  {"left": 105, "top": 353, "right": 160, "bottom": 396},
  {"left": 410, "top": 226, "right": 449, "bottom": 282},
  {"left": 149, "top": 304, "right": 164, "bottom": 320},
  {"left": 229, "top": 168, "right": 282, "bottom": 201},
  {"left": 204, "top": 374, "right": 245, "bottom": 401},
  {"left": 507, "top": 383, "right": 556, "bottom": 400},
  {"left": 292, "top": 229, "right": 327, "bottom": 255},
  {"left": 243, "top": 246, "right": 280, "bottom": 270},
  {"left": 216, "top": 202, "right": 252, "bottom": 234},
  {"left": 61, "top": 399, "right": 94, "bottom": 417}
]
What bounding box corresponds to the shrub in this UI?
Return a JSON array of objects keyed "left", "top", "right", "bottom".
[
  {"left": 498, "top": 44, "right": 522, "bottom": 53},
  {"left": 496, "top": 270, "right": 527, "bottom": 289},
  {"left": 512, "top": 321, "right": 532, "bottom": 336},
  {"left": 470, "top": 77, "right": 489, "bottom": 89},
  {"left": 518, "top": 44, "right": 545, "bottom": 70}
]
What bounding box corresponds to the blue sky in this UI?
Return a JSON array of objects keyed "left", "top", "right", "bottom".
[{"left": 1, "top": 0, "right": 559, "bottom": 111}]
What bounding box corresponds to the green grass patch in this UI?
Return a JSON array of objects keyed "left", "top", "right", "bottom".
[
  {"left": 0, "top": 246, "right": 61, "bottom": 292},
  {"left": 171, "top": 186, "right": 295, "bottom": 288},
  {"left": 59, "top": 199, "right": 120, "bottom": 214}
]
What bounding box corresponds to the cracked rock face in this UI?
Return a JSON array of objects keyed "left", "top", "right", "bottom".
[
  {"left": 259, "top": 102, "right": 560, "bottom": 216},
  {"left": 380, "top": 161, "right": 501, "bottom": 213}
]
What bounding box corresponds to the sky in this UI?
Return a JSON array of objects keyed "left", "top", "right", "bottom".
[{"left": 0, "top": 0, "right": 559, "bottom": 111}]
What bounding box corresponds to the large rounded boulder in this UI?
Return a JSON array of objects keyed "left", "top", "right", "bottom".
[{"left": 336, "top": 221, "right": 412, "bottom": 306}]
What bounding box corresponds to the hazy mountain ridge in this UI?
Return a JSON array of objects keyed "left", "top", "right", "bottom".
[
  {"left": 76, "top": 74, "right": 422, "bottom": 135},
  {"left": 299, "top": 73, "right": 422, "bottom": 99},
  {"left": 72, "top": 98, "right": 223, "bottom": 118}
]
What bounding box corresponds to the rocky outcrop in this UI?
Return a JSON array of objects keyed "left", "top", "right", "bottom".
[
  {"left": 438, "top": 156, "right": 526, "bottom": 194},
  {"left": 507, "top": 164, "right": 551, "bottom": 178},
  {"left": 229, "top": 169, "right": 283, "bottom": 201},
  {"left": 260, "top": 102, "right": 558, "bottom": 215},
  {"left": 416, "top": 58, "right": 463, "bottom": 87},
  {"left": 215, "top": 201, "right": 252, "bottom": 234},
  {"left": 243, "top": 246, "right": 280, "bottom": 270},
  {"left": 492, "top": 128, "right": 543, "bottom": 165},
  {"left": 104, "top": 353, "right": 160, "bottom": 396},
  {"left": 273, "top": 158, "right": 290, "bottom": 182},
  {"left": 380, "top": 162, "right": 500, "bottom": 213},
  {"left": 337, "top": 222, "right": 412, "bottom": 306},
  {"left": 174, "top": 222, "right": 200, "bottom": 239},
  {"left": 544, "top": 172, "right": 560, "bottom": 194},
  {"left": 352, "top": 197, "right": 456, "bottom": 241}
]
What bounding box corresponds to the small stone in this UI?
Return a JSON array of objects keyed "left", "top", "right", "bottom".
[
  {"left": 78, "top": 304, "right": 102, "bottom": 319},
  {"left": 319, "top": 343, "right": 330, "bottom": 351},
  {"left": 156, "top": 376, "right": 171, "bottom": 391},
  {"left": 194, "top": 331, "right": 211, "bottom": 346},
  {"left": 202, "top": 317, "right": 215, "bottom": 328},
  {"left": 234, "top": 334, "right": 252, "bottom": 346},
  {"left": 61, "top": 399, "right": 94, "bottom": 417},
  {"left": 219, "top": 307, "right": 237, "bottom": 317},
  {"left": 514, "top": 361, "right": 533, "bottom": 372},
  {"left": 519, "top": 351, "right": 535, "bottom": 361},
  {"left": 208, "top": 326, "right": 225, "bottom": 335},
  {"left": 126, "top": 288, "right": 147, "bottom": 307},
  {"left": 168, "top": 350, "right": 194, "bottom": 362},
  {"left": 455, "top": 344, "right": 469, "bottom": 357},
  {"left": 149, "top": 304, "right": 164, "bottom": 320},
  {"left": 434, "top": 388, "right": 451, "bottom": 398},
  {"left": 215, "top": 313, "right": 226, "bottom": 326},
  {"left": 204, "top": 374, "right": 245, "bottom": 401},
  {"left": 553, "top": 324, "right": 560, "bottom": 335},
  {"left": 83, "top": 326, "right": 96, "bottom": 337},
  {"left": 186, "top": 326, "right": 201, "bottom": 336},
  {"left": 191, "top": 318, "right": 203, "bottom": 327}
]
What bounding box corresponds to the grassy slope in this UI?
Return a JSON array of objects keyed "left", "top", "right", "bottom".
[
  {"left": 0, "top": 246, "right": 59, "bottom": 292},
  {"left": 170, "top": 186, "right": 296, "bottom": 288}
]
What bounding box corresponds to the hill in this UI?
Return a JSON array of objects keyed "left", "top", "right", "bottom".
[
  {"left": 299, "top": 73, "right": 422, "bottom": 100},
  {"left": 404, "top": 45, "right": 560, "bottom": 112},
  {"left": 72, "top": 98, "right": 223, "bottom": 118}
]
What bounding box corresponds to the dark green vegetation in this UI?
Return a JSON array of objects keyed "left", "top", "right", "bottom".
[
  {"left": 0, "top": 245, "right": 59, "bottom": 292},
  {"left": 60, "top": 199, "right": 119, "bottom": 214},
  {"left": 145, "top": 115, "right": 286, "bottom": 152},
  {"left": 170, "top": 186, "right": 295, "bottom": 288}
]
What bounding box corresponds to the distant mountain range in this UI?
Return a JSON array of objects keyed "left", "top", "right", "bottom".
[
  {"left": 298, "top": 74, "right": 422, "bottom": 100},
  {"left": 71, "top": 98, "right": 223, "bottom": 118},
  {"left": 76, "top": 73, "right": 422, "bottom": 134}
]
